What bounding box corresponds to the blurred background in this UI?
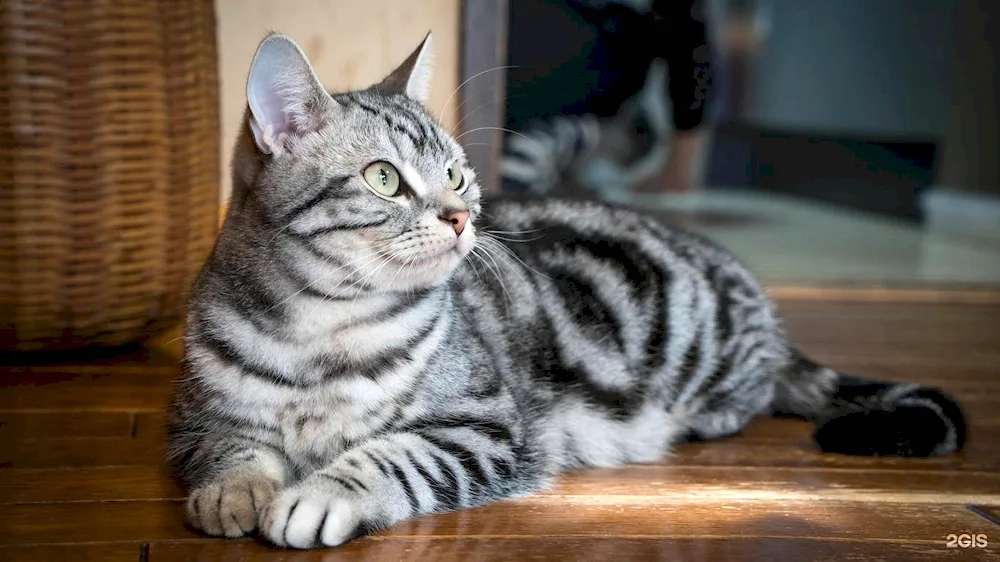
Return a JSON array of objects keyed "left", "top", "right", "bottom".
[
  {"left": 2, "top": 0, "right": 998, "bottom": 351},
  {"left": 493, "top": 0, "right": 1000, "bottom": 287}
]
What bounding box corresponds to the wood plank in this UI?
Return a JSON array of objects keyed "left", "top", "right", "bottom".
[
  {"left": 133, "top": 412, "right": 167, "bottom": 440},
  {"left": 779, "top": 364, "right": 1000, "bottom": 387},
  {"left": 777, "top": 300, "right": 1000, "bottom": 320},
  {"left": 0, "top": 544, "right": 141, "bottom": 562},
  {"left": 0, "top": 341, "right": 181, "bottom": 375},
  {"left": 391, "top": 501, "right": 996, "bottom": 542},
  {"left": 668, "top": 440, "right": 1000, "bottom": 472},
  {"left": 0, "top": 500, "right": 992, "bottom": 546},
  {"left": 148, "top": 536, "right": 1000, "bottom": 561},
  {"left": 803, "top": 350, "right": 1000, "bottom": 370},
  {"left": 2, "top": 460, "right": 996, "bottom": 506},
  {"left": 0, "top": 467, "right": 181, "bottom": 504},
  {"left": 0, "top": 412, "right": 133, "bottom": 438},
  {"left": 783, "top": 321, "right": 1000, "bottom": 345},
  {"left": 780, "top": 303, "right": 1000, "bottom": 353},
  {"left": 0, "top": 437, "right": 163, "bottom": 469},
  {"left": 0, "top": 371, "right": 173, "bottom": 411},
  {"left": 539, "top": 466, "right": 1000, "bottom": 504},
  {"left": 771, "top": 285, "right": 1000, "bottom": 304}
]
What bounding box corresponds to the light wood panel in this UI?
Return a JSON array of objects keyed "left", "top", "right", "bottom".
[{"left": 215, "top": 0, "right": 462, "bottom": 203}]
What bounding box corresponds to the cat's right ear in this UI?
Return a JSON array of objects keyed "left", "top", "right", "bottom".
[{"left": 246, "top": 33, "right": 334, "bottom": 155}]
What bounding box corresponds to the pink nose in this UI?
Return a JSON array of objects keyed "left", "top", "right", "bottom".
[{"left": 441, "top": 209, "right": 470, "bottom": 236}]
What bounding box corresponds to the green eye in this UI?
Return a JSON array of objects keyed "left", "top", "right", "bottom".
[
  {"left": 446, "top": 161, "right": 464, "bottom": 190},
  {"left": 363, "top": 161, "right": 400, "bottom": 197}
]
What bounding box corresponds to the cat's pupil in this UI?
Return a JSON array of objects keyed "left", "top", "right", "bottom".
[
  {"left": 378, "top": 169, "right": 387, "bottom": 185},
  {"left": 447, "top": 167, "right": 453, "bottom": 180}
]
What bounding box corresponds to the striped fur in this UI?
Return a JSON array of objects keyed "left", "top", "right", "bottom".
[{"left": 167, "top": 33, "right": 966, "bottom": 550}]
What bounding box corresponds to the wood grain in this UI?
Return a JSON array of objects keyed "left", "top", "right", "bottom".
[
  {"left": 0, "top": 467, "right": 181, "bottom": 504},
  {"left": 0, "top": 412, "right": 132, "bottom": 438},
  {"left": 0, "top": 296, "right": 997, "bottom": 561},
  {"left": 147, "top": 536, "right": 1000, "bottom": 561},
  {"left": 0, "top": 500, "right": 992, "bottom": 546},
  {"left": 4, "top": 462, "right": 997, "bottom": 505},
  {"left": 0, "top": 437, "right": 164, "bottom": 469},
  {"left": 0, "top": 544, "right": 142, "bottom": 562},
  {"left": 0, "top": 371, "right": 173, "bottom": 411}
]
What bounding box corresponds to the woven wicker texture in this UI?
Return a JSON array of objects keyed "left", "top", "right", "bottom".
[{"left": 0, "top": 0, "right": 221, "bottom": 351}]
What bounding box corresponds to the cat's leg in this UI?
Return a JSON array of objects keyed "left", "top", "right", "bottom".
[
  {"left": 684, "top": 359, "right": 778, "bottom": 441},
  {"left": 182, "top": 439, "right": 287, "bottom": 538},
  {"left": 261, "top": 428, "right": 534, "bottom": 549}
]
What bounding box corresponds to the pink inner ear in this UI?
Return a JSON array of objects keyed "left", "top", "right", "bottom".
[
  {"left": 248, "top": 56, "right": 293, "bottom": 153},
  {"left": 247, "top": 39, "right": 312, "bottom": 153}
]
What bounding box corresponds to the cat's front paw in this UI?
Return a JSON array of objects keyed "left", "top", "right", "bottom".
[
  {"left": 261, "top": 486, "right": 362, "bottom": 549},
  {"left": 187, "top": 472, "right": 279, "bottom": 537}
]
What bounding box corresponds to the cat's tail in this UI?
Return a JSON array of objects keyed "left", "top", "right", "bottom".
[
  {"left": 500, "top": 114, "right": 602, "bottom": 196},
  {"left": 772, "top": 350, "right": 967, "bottom": 457}
]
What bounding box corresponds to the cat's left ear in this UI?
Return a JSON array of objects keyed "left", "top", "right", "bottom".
[{"left": 377, "top": 32, "right": 434, "bottom": 104}]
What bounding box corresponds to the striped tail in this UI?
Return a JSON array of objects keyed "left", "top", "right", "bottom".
[
  {"left": 500, "top": 114, "right": 603, "bottom": 196},
  {"left": 500, "top": 59, "right": 673, "bottom": 197},
  {"left": 773, "top": 352, "right": 967, "bottom": 457}
]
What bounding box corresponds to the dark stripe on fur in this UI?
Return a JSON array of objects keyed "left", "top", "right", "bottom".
[
  {"left": 324, "top": 313, "right": 439, "bottom": 380},
  {"left": 427, "top": 452, "right": 462, "bottom": 509},
  {"left": 319, "top": 473, "right": 358, "bottom": 493},
  {"left": 530, "top": 312, "right": 639, "bottom": 420},
  {"left": 419, "top": 432, "right": 490, "bottom": 493},
  {"left": 401, "top": 415, "right": 513, "bottom": 445},
  {"left": 386, "top": 459, "right": 418, "bottom": 513},
  {"left": 198, "top": 332, "right": 310, "bottom": 388},
  {"left": 284, "top": 175, "right": 352, "bottom": 222},
  {"left": 293, "top": 216, "right": 390, "bottom": 237},
  {"left": 363, "top": 450, "right": 390, "bottom": 477}
]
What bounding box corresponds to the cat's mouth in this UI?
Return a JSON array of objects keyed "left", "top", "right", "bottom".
[
  {"left": 380, "top": 230, "right": 476, "bottom": 289},
  {"left": 398, "top": 247, "right": 462, "bottom": 269}
]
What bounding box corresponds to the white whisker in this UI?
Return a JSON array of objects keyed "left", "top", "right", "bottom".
[
  {"left": 438, "top": 65, "right": 520, "bottom": 123},
  {"left": 474, "top": 244, "right": 513, "bottom": 307},
  {"left": 455, "top": 127, "right": 530, "bottom": 142}
]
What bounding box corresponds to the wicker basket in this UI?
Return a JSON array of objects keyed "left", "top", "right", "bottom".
[{"left": 0, "top": 0, "right": 221, "bottom": 351}]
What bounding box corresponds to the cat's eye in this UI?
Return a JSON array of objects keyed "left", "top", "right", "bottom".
[
  {"left": 362, "top": 161, "right": 401, "bottom": 197},
  {"left": 446, "top": 161, "right": 464, "bottom": 191}
]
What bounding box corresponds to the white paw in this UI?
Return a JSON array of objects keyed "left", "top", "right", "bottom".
[
  {"left": 261, "top": 486, "right": 360, "bottom": 549},
  {"left": 187, "top": 472, "right": 279, "bottom": 537}
]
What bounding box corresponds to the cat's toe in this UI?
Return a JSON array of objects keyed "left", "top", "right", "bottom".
[
  {"left": 187, "top": 473, "right": 278, "bottom": 538},
  {"left": 263, "top": 489, "right": 359, "bottom": 549}
]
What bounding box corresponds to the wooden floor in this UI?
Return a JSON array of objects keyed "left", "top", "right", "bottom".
[{"left": 1, "top": 295, "right": 998, "bottom": 561}]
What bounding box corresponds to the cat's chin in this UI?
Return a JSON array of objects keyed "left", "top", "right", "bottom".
[{"left": 387, "top": 247, "right": 470, "bottom": 291}]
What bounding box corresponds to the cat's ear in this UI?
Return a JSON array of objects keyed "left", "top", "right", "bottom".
[
  {"left": 377, "top": 32, "right": 434, "bottom": 104},
  {"left": 246, "top": 33, "right": 334, "bottom": 155}
]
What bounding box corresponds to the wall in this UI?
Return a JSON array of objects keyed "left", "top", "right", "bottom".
[
  {"left": 215, "top": 0, "right": 462, "bottom": 202},
  {"left": 745, "top": 0, "right": 956, "bottom": 139},
  {"left": 940, "top": 0, "right": 1000, "bottom": 195}
]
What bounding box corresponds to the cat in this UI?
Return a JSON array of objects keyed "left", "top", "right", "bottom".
[
  {"left": 167, "top": 32, "right": 966, "bottom": 550},
  {"left": 501, "top": 58, "right": 674, "bottom": 198}
]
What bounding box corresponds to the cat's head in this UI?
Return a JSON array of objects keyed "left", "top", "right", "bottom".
[{"left": 230, "top": 32, "right": 480, "bottom": 294}]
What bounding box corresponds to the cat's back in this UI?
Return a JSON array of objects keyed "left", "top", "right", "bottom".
[
  {"left": 460, "top": 195, "right": 773, "bottom": 378},
  {"left": 479, "top": 195, "right": 744, "bottom": 274}
]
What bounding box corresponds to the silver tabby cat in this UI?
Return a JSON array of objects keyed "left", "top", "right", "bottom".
[{"left": 168, "top": 33, "right": 966, "bottom": 550}]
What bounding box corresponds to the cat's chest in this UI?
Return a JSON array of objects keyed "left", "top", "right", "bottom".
[
  {"left": 274, "top": 392, "right": 371, "bottom": 463},
  {"left": 266, "top": 380, "right": 402, "bottom": 464},
  {"left": 275, "top": 400, "right": 357, "bottom": 460}
]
